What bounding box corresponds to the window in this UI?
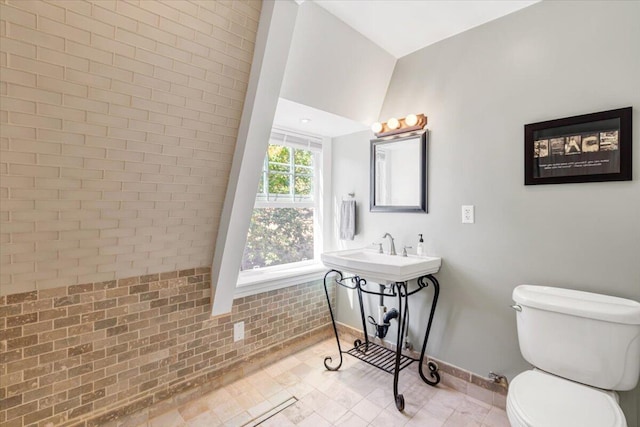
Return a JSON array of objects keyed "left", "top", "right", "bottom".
[{"left": 241, "top": 129, "right": 322, "bottom": 272}]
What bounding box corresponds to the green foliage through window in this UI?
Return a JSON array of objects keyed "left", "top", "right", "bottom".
[
  {"left": 258, "top": 145, "right": 314, "bottom": 201},
  {"left": 241, "top": 208, "right": 314, "bottom": 270}
]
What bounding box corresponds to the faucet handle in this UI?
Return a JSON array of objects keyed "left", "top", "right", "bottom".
[
  {"left": 402, "top": 246, "right": 412, "bottom": 257},
  {"left": 372, "top": 242, "right": 383, "bottom": 253}
]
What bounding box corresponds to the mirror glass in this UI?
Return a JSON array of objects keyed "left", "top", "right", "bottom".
[{"left": 370, "top": 131, "right": 427, "bottom": 212}]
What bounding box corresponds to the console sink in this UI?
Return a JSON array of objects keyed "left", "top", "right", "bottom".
[{"left": 321, "top": 248, "right": 441, "bottom": 283}]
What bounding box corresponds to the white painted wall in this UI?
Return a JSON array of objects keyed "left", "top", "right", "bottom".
[
  {"left": 332, "top": 1, "right": 640, "bottom": 424},
  {"left": 213, "top": 0, "right": 393, "bottom": 312},
  {"left": 211, "top": 0, "right": 298, "bottom": 314},
  {"left": 280, "top": 1, "right": 396, "bottom": 126},
  {"left": 212, "top": 1, "right": 395, "bottom": 314}
]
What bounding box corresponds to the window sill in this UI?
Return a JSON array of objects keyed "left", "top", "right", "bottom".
[{"left": 235, "top": 263, "right": 328, "bottom": 299}]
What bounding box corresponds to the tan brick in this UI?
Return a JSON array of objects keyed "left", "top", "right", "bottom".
[
  {"left": 106, "top": 148, "right": 144, "bottom": 163},
  {"left": 109, "top": 127, "right": 147, "bottom": 143},
  {"left": 7, "top": 85, "right": 61, "bottom": 104},
  {"left": 178, "top": 12, "right": 213, "bottom": 36},
  {"left": 9, "top": 164, "right": 59, "bottom": 178},
  {"left": 61, "top": 167, "right": 103, "bottom": 180},
  {"left": 7, "top": 0, "right": 65, "bottom": 22},
  {"left": 24, "top": 407, "right": 53, "bottom": 425},
  {"left": 0, "top": 97, "right": 36, "bottom": 116},
  {"left": 0, "top": 4, "right": 37, "bottom": 28},
  {"left": 1, "top": 36, "right": 36, "bottom": 59},
  {"left": 116, "top": 1, "right": 160, "bottom": 26},
  {"left": 0, "top": 175, "right": 34, "bottom": 189},
  {"left": 132, "top": 74, "right": 170, "bottom": 94},
  {"left": 55, "top": 0, "right": 92, "bottom": 14},
  {"left": 89, "top": 61, "right": 134, "bottom": 82},
  {"left": 38, "top": 46, "right": 90, "bottom": 71},
  {"left": 39, "top": 16, "right": 90, "bottom": 44},
  {"left": 39, "top": 154, "right": 84, "bottom": 168},
  {"left": 114, "top": 27, "right": 157, "bottom": 51},
  {"left": 67, "top": 9, "right": 115, "bottom": 37},
  {"left": 9, "top": 112, "right": 62, "bottom": 130},
  {"left": 36, "top": 221, "right": 80, "bottom": 232},
  {"left": 140, "top": 1, "right": 180, "bottom": 21},
  {"left": 92, "top": 4, "right": 136, "bottom": 31},
  {"left": 38, "top": 75, "right": 88, "bottom": 98},
  {"left": 37, "top": 129, "right": 85, "bottom": 145},
  {"left": 80, "top": 179, "right": 121, "bottom": 191},
  {"left": 34, "top": 177, "right": 81, "bottom": 191},
  {"left": 85, "top": 135, "right": 126, "bottom": 150},
  {"left": 128, "top": 117, "right": 166, "bottom": 134},
  {"left": 1, "top": 259, "right": 34, "bottom": 273},
  {"left": 37, "top": 104, "right": 85, "bottom": 122},
  {"left": 64, "top": 68, "right": 111, "bottom": 89},
  {"left": 153, "top": 66, "right": 189, "bottom": 86},
  {"left": 62, "top": 145, "right": 106, "bottom": 159},
  {"left": 59, "top": 189, "right": 102, "bottom": 201},
  {"left": 7, "top": 22, "right": 64, "bottom": 50},
  {"left": 63, "top": 120, "right": 107, "bottom": 137},
  {"left": 63, "top": 94, "right": 109, "bottom": 114},
  {"left": 8, "top": 53, "right": 64, "bottom": 79},
  {"left": 114, "top": 54, "right": 154, "bottom": 77},
  {"left": 6, "top": 400, "right": 38, "bottom": 420},
  {"left": 0, "top": 125, "right": 34, "bottom": 140},
  {"left": 67, "top": 40, "right": 113, "bottom": 65},
  {"left": 0, "top": 67, "right": 37, "bottom": 87}
]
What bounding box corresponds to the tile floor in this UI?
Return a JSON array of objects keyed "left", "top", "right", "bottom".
[{"left": 139, "top": 339, "right": 509, "bottom": 427}]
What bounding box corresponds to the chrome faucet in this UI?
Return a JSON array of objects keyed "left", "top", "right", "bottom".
[{"left": 382, "top": 233, "right": 396, "bottom": 255}]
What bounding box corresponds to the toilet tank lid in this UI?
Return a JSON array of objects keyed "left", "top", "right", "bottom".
[{"left": 513, "top": 285, "right": 640, "bottom": 325}]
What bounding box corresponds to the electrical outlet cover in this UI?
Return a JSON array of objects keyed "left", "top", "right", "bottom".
[
  {"left": 233, "top": 321, "right": 244, "bottom": 342},
  {"left": 462, "top": 205, "right": 475, "bottom": 224}
]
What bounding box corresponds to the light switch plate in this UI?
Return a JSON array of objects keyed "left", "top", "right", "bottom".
[
  {"left": 233, "top": 321, "right": 244, "bottom": 342},
  {"left": 462, "top": 205, "right": 474, "bottom": 224}
]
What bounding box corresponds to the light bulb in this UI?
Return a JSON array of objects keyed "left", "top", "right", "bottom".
[
  {"left": 371, "top": 122, "right": 383, "bottom": 133},
  {"left": 387, "top": 118, "right": 400, "bottom": 130},
  {"left": 405, "top": 114, "right": 418, "bottom": 127}
]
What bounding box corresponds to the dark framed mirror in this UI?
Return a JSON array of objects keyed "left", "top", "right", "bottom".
[{"left": 370, "top": 130, "right": 427, "bottom": 213}]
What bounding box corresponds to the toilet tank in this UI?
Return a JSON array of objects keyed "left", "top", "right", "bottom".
[{"left": 513, "top": 285, "right": 640, "bottom": 390}]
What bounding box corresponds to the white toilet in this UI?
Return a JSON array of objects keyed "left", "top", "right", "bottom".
[{"left": 507, "top": 285, "right": 640, "bottom": 427}]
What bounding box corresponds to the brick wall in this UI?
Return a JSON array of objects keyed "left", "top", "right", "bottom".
[
  {"left": 0, "top": 0, "right": 261, "bottom": 294},
  {"left": 0, "top": 270, "right": 335, "bottom": 426}
]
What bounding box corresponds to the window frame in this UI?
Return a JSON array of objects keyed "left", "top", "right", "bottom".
[
  {"left": 236, "top": 128, "right": 329, "bottom": 296},
  {"left": 255, "top": 145, "right": 315, "bottom": 207}
]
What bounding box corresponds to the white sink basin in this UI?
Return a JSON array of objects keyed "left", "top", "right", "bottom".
[{"left": 321, "top": 248, "right": 441, "bottom": 283}]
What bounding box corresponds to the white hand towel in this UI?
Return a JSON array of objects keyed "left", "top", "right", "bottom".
[{"left": 339, "top": 200, "right": 356, "bottom": 240}]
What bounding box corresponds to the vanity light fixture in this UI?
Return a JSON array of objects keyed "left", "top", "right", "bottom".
[
  {"left": 371, "top": 113, "right": 427, "bottom": 137},
  {"left": 387, "top": 117, "right": 400, "bottom": 130},
  {"left": 405, "top": 114, "right": 418, "bottom": 127}
]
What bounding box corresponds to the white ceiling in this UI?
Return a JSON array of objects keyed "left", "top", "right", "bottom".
[
  {"left": 273, "top": 98, "right": 369, "bottom": 138},
  {"left": 313, "top": 0, "right": 539, "bottom": 58},
  {"left": 278, "top": 1, "right": 540, "bottom": 137}
]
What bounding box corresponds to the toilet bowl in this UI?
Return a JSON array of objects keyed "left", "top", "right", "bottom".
[
  {"left": 507, "top": 285, "right": 640, "bottom": 427},
  {"left": 507, "top": 370, "right": 626, "bottom": 427}
]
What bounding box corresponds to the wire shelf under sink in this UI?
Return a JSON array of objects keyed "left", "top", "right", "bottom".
[{"left": 347, "top": 342, "right": 415, "bottom": 374}]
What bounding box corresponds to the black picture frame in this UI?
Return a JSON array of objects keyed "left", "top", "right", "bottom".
[
  {"left": 524, "top": 107, "right": 632, "bottom": 185},
  {"left": 370, "top": 130, "right": 427, "bottom": 213}
]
